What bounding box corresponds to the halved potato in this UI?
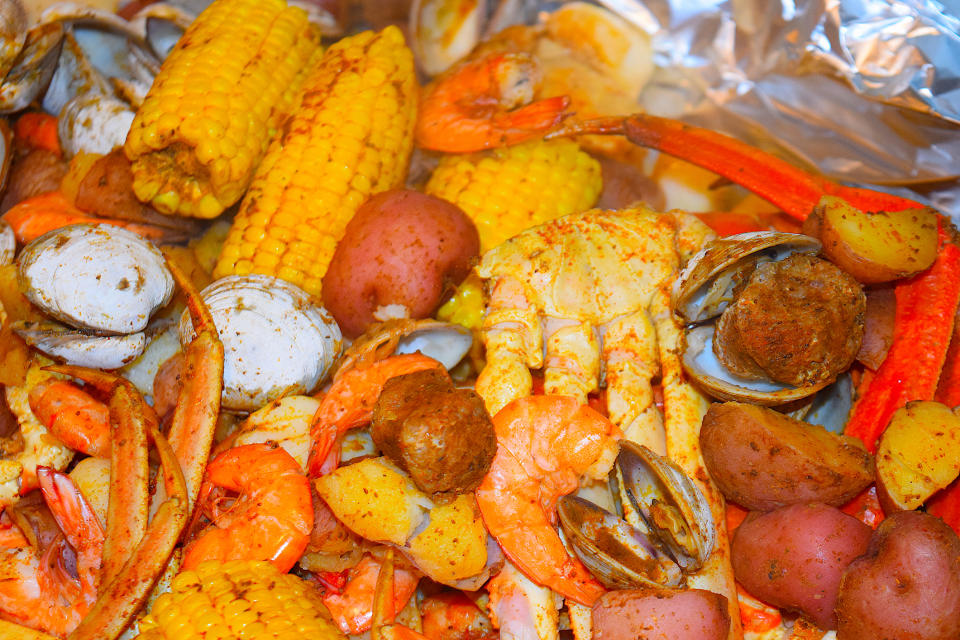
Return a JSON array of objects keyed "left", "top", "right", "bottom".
[
  {"left": 803, "top": 195, "right": 938, "bottom": 284},
  {"left": 876, "top": 401, "right": 960, "bottom": 512},
  {"left": 314, "top": 457, "right": 432, "bottom": 546},
  {"left": 407, "top": 494, "right": 488, "bottom": 583}
]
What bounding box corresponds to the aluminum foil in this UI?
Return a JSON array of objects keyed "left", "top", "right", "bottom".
[{"left": 593, "top": 0, "right": 960, "bottom": 217}]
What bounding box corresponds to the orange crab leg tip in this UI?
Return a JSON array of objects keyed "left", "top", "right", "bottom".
[
  {"left": 41, "top": 364, "right": 123, "bottom": 394},
  {"left": 165, "top": 255, "right": 216, "bottom": 336}
]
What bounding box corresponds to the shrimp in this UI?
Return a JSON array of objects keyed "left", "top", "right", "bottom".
[
  {"left": 322, "top": 550, "right": 421, "bottom": 635},
  {"left": 27, "top": 379, "right": 110, "bottom": 458},
  {"left": 421, "top": 591, "right": 495, "bottom": 640},
  {"left": 0, "top": 466, "right": 104, "bottom": 637},
  {"left": 415, "top": 51, "right": 571, "bottom": 153},
  {"left": 474, "top": 394, "right": 621, "bottom": 607},
  {"left": 307, "top": 353, "right": 446, "bottom": 477},
  {"left": 182, "top": 441, "right": 313, "bottom": 573}
]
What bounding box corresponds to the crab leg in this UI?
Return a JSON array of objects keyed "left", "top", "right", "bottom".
[
  {"left": 651, "top": 285, "right": 743, "bottom": 640},
  {"left": 43, "top": 364, "right": 151, "bottom": 585},
  {"left": 157, "top": 258, "right": 224, "bottom": 512},
  {"left": 68, "top": 421, "right": 188, "bottom": 640},
  {"left": 550, "top": 114, "right": 921, "bottom": 219}
]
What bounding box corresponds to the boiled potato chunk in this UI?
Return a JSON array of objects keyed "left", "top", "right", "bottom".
[
  {"left": 803, "top": 195, "right": 937, "bottom": 284},
  {"left": 314, "top": 457, "right": 431, "bottom": 545},
  {"left": 876, "top": 401, "right": 960, "bottom": 512},
  {"left": 407, "top": 494, "right": 488, "bottom": 583}
]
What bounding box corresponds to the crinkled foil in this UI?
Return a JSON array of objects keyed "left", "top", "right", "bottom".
[{"left": 589, "top": 0, "right": 960, "bottom": 217}]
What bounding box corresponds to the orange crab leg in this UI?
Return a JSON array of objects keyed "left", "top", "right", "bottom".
[
  {"left": 44, "top": 365, "right": 153, "bottom": 584},
  {"left": 551, "top": 114, "right": 921, "bottom": 219}
]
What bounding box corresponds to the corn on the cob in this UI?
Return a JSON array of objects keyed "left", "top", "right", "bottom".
[
  {"left": 424, "top": 138, "right": 602, "bottom": 251},
  {"left": 124, "top": 0, "right": 321, "bottom": 218},
  {"left": 213, "top": 26, "right": 417, "bottom": 296},
  {"left": 134, "top": 560, "right": 344, "bottom": 640}
]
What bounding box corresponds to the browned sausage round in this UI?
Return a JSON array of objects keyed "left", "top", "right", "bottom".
[{"left": 371, "top": 369, "right": 496, "bottom": 496}]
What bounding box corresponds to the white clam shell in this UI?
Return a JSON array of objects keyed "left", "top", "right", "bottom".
[
  {"left": 17, "top": 223, "right": 174, "bottom": 334},
  {"left": 0, "top": 220, "right": 14, "bottom": 266},
  {"left": 179, "top": 274, "right": 343, "bottom": 412},
  {"left": 58, "top": 93, "right": 135, "bottom": 157},
  {"left": 16, "top": 324, "right": 146, "bottom": 369}
]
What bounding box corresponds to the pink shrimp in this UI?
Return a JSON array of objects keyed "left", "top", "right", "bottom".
[
  {"left": 0, "top": 467, "right": 104, "bottom": 637},
  {"left": 475, "top": 394, "right": 621, "bottom": 606},
  {"left": 322, "top": 551, "right": 421, "bottom": 636},
  {"left": 182, "top": 442, "right": 312, "bottom": 573},
  {"left": 415, "top": 51, "right": 571, "bottom": 153},
  {"left": 306, "top": 353, "right": 446, "bottom": 477}
]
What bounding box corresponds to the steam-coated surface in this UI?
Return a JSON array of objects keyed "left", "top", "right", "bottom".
[
  {"left": 591, "top": 588, "right": 730, "bottom": 640},
  {"left": 836, "top": 511, "right": 960, "bottom": 640},
  {"left": 700, "top": 401, "right": 874, "bottom": 511},
  {"left": 731, "top": 503, "right": 872, "bottom": 630}
]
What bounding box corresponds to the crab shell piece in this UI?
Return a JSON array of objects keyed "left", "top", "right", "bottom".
[
  {"left": 179, "top": 275, "right": 343, "bottom": 412},
  {"left": 17, "top": 223, "right": 174, "bottom": 335}
]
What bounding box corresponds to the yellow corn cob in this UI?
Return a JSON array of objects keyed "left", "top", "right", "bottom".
[
  {"left": 134, "top": 560, "right": 344, "bottom": 640},
  {"left": 213, "top": 26, "right": 417, "bottom": 296},
  {"left": 424, "top": 138, "right": 602, "bottom": 251},
  {"left": 124, "top": 0, "right": 321, "bottom": 218}
]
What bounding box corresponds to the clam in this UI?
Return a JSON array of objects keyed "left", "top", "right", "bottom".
[
  {"left": 0, "top": 117, "right": 11, "bottom": 196},
  {"left": 179, "top": 275, "right": 343, "bottom": 412},
  {"left": 0, "top": 220, "right": 15, "bottom": 266},
  {"left": 670, "top": 232, "right": 862, "bottom": 405},
  {"left": 0, "top": 0, "right": 28, "bottom": 80},
  {"left": 0, "top": 21, "right": 64, "bottom": 114},
  {"left": 18, "top": 224, "right": 173, "bottom": 334},
  {"left": 409, "top": 0, "right": 486, "bottom": 76},
  {"left": 557, "top": 442, "right": 716, "bottom": 589},
  {"left": 58, "top": 92, "right": 135, "bottom": 157},
  {"left": 558, "top": 495, "right": 684, "bottom": 589},
  {"left": 14, "top": 322, "right": 146, "bottom": 370},
  {"left": 336, "top": 318, "right": 473, "bottom": 377}
]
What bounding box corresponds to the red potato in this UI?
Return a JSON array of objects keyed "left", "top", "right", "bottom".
[
  {"left": 836, "top": 511, "right": 960, "bottom": 640},
  {"left": 591, "top": 588, "right": 730, "bottom": 640},
  {"left": 322, "top": 189, "right": 480, "bottom": 338},
  {"left": 731, "top": 503, "right": 873, "bottom": 630}
]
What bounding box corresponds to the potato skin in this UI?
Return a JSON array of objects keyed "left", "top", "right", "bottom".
[
  {"left": 731, "top": 503, "right": 872, "bottom": 630},
  {"left": 836, "top": 511, "right": 960, "bottom": 640},
  {"left": 700, "top": 402, "right": 874, "bottom": 511},
  {"left": 591, "top": 588, "right": 730, "bottom": 640},
  {"left": 322, "top": 189, "right": 479, "bottom": 338}
]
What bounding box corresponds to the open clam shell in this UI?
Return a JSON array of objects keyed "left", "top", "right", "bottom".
[
  {"left": 0, "top": 21, "right": 64, "bottom": 114},
  {"left": 179, "top": 275, "right": 343, "bottom": 412},
  {"left": 409, "top": 0, "right": 485, "bottom": 76},
  {"left": 17, "top": 224, "right": 174, "bottom": 335},
  {"left": 616, "top": 442, "right": 715, "bottom": 572},
  {"left": 58, "top": 92, "right": 135, "bottom": 157},
  {"left": 672, "top": 231, "right": 821, "bottom": 324},
  {"left": 682, "top": 324, "right": 830, "bottom": 405},
  {"left": 0, "top": 0, "right": 28, "bottom": 80},
  {"left": 558, "top": 495, "right": 684, "bottom": 589}
]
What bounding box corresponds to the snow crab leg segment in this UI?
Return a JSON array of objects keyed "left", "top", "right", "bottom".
[
  {"left": 844, "top": 228, "right": 960, "bottom": 452},
  {"left": 306, "top": 353, "right": 445, "bottom": 477},
  {"left": 486, "top": 560, "right": 562, "bottom": 640},
  {"left": 651, "top": 286, "right": 743, "bottom": 640},
  {"left": 160, "top": 257, "right": 224, "bottom": 512},
  {"left": 603, "top": 309, "right": 665, "bottom": 455},
  {"left": 476, "top": 395, "right": 616, "bottom": 606},
  {"left": 68, "top": 422, "right": 188, "bottom": 640},
  {"left": 475, "top": 275, "right": 542, "bottom": 415},
  {"left": 43, "top": 365, "right": 151, "bottom": 581},
  {"left": 550, "top": 114, "right": 921, "bottom": 219}
]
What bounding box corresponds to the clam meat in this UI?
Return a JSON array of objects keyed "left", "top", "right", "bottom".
[
  {"left": 558, "top": 442, "right": 716, "bottom": 589},
  {"left": 179, "top": 274, "right": 343, "bottom": 411}
]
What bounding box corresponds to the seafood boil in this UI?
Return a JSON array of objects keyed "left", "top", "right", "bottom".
[{"left": 0, "top": 1, "right": 959, "bottom": 640}]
